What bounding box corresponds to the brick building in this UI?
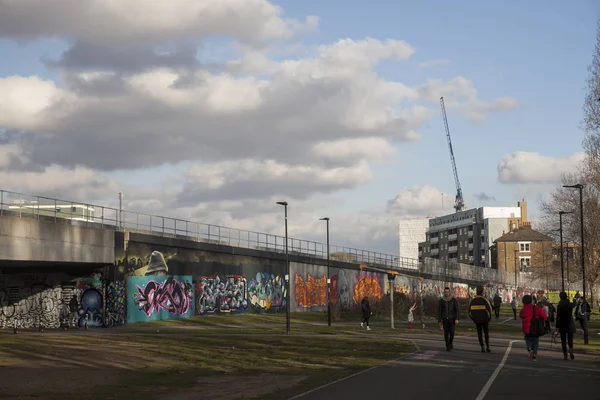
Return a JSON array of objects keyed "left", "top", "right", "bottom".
[{"left": 492, "top": 222, "right": 553, "bottom": 273}]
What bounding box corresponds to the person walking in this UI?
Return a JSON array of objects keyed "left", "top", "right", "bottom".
[
  {"left": 542, "top": 300, "right": 551, "bottom": 333},
  {"left": 469, "top": 286, "right": 492, "bottom": 353},
  {"left": 438, "top": 287, "right": 460, "bottom": 351},
  {"left": 575, "top": 297, "right": 591, "bottom": 345},
  {"left": 511, "top": 296, "right": 518, "bottom": 320},
  {"left": 408, "top": 303, "right": 417, "bottom": 329},
  {"left": 556, "top": 291, "right": 576, "bottom": 360},
  {"left": 360, "top": 296, "right": 371, "bottom": 331},
  {"left": 519, "top": 295, "right": 548, "bottom": 361},
  {"left": 493, "top": 293, "right": 502, "bottom": 319}
]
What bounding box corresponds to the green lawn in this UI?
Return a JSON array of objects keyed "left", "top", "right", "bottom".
[{"left": 0, "top": 329, "right": 414, "bottom": 400}]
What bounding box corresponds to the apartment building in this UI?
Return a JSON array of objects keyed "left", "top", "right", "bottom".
[{"left": 418, "top": 201, "right": 527, "bottom": 268}]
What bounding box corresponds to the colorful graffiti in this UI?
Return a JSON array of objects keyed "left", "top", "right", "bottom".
[
  {"left": 247, "top": 272, "right": 286, "bottom": 310},
  {"left": 0, "top": 273, "right": 104, "bottom": 329},
  {"left": 128, "top": 275, "right": 194, "bottom": 322},
  {"left": 105, "top": 281, "right": 126, "bottom": 327},
  {"left": 294, "top": 273, "right": 327, "bottom": 308},
  {"left": 195, "top": 274, "right": 248, "bottom": 315},
  {"left": 353, "top": 275, "right": 383, "bottom": 304}
]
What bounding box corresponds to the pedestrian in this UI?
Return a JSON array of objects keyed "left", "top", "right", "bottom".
[
  {"left": 468, "top": 286, "right": 492, "bottom": 353},
  {"left": 360, "top": 296, "right": 371, "bottom": 331},
  {"left": 438, "top": 287, "right": 460, "bottom": 351},
  {"left": 408, "top": 303, "right": 417, "bottom": 329},
  {"left": 511, "top": 296, "right": 518, "bottom": 320},
  {"left": 493, "top": 292, "right": 502, "bottom": 319},
  {"left": 574, "top": 297, "right": 591, "bottom": 345},
  {"left": 519, "top": 294, "right": 548, "bottom": 361},
  {"left": 542, "top": 300, "right": 551, "bottom": 333},
  {"left": 556, "top": 291, "right": 575, "bottom": 360}
]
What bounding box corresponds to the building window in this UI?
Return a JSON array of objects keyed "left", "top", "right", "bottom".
[
  {"left": 519, "top": 256, "right": 531, "bottom": 271},
  {"left": 519, "top": 242, "right": 531, "bottom": 252}
]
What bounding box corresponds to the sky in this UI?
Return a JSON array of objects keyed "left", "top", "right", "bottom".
[{"left": 0, "top": 0, "right": 598, "bottom": 256}]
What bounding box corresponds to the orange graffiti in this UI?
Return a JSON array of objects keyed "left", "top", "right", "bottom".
[
  {"left": 295, "top": 273, "right": 327, "bottom": 308},
  {"left": 353, "top": 276, "right": 383, "bottom": 304}
]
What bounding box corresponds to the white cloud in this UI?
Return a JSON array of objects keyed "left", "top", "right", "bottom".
[
  {"left": 387, "top": 185, "right": 451, "bottom": 217},
  {"left": 311, "top": 137, "right": 397, "bottom": 164},
  {"left": 0, "top": 0, "right": 318, "bottom": 44},
  {"left": 497, "top": 151, "right": 585, "bottom": 184},
  {"left": 0, "top": 75, "right": 69, "bottom": 130},
  {"left": 418, "top": 77, "right": 518, "bottom": 123}
]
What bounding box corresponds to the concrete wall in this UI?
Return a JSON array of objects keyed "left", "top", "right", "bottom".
[{"left": 0, "top": 214, "right": 115, "bottom": 264}]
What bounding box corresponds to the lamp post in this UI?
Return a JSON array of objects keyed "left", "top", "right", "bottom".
[
  {"left": 276, "top": 201, "right": 290, "bottom": 334},
  {"left": 559, "top": 211, "right": 574, "bottom": 292},
  {"left": 566, "top": 242, "right": 570, "bottom": 292},
  {"left": 563, "top": 184, "right": 585, "bottom": 299},
  {"left": 319, "top": 217, "right": 331, "bottom": 327},
  {"left": 514, "top": 248, "right": 518, "bottom": 289},
  {"left": 117, "top": 191, "right": 123, "bottom": 229}
]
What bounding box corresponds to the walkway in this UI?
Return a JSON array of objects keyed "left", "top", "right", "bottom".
[{"left": 292, "top": 332, "right": 600, "bottom": 400}]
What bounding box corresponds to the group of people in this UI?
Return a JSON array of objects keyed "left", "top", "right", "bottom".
[{"left": 437, "top": 286, "right": 592, "bottom": 360}]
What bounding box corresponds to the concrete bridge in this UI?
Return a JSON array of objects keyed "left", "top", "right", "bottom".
[{"left": 0, "top": 188, "right": 539, "bottom": 285}]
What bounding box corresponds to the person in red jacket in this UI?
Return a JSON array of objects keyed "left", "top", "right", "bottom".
[{"left": 519, "top": 294, "right": 548, "bottom": 361}]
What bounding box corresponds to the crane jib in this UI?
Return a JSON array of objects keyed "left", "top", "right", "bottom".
[{"left": 440, "top": 96, "right": 465, "bottom": 213}]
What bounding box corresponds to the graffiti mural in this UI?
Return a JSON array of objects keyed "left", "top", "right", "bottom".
[
  {"left": 195, "top": 274, "right": 248, "bottom": 315},
  {"left": 294, "top": 273, "right": 327, "bottom": 309},
  {"left": 0, "top": 273, "right": 105, "bottom": 329},
  {"left": 105, "top": 281, "right": 126, "bottom": 327},
  {"left": 353, "top": 274, "right": 384, "bottom": 304},
  {"left": 128, "top": 275, "right": 194, "bottom": 322},
  {"left": 247, "top": 272, "right": 286, "bottom": 311}
]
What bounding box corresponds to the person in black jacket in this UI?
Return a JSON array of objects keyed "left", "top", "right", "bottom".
[
  {"left": 574, "top": 297, "right": 591, "bottom": 345},
  {"left": 469, "top": 286, "right": 493, "bottom": 353},
  {"left": 556, "top": 291, "right": 575, "bottom": 360},
  {"left": 493, "top": 293, "right": 502, "bottom": 319},
  {"left": 438, "top": 287, "right": 460, "bottom": 351}
]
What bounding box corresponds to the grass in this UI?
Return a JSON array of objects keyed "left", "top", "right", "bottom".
[{"left": 0, "top": 328, "right": 414, "bottom": 400}]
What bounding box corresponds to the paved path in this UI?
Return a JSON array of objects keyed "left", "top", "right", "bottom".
[{"left": 292, "top": 332, "right": 600, "bottom": 400}]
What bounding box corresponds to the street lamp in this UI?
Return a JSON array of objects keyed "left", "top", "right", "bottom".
[
  {"left": 276, "top": 201, "right": 290, "bottom": 334},
  {"left": 319, "top": 217, "right": 331, "bottom": 327},
  {"left": 559, "top": 211, "right": 574, "bottom": 292},
  {"left": 514, "top": 248, "right": 518, "bottom": 289},
  {"left": 563, "top": 183, "right": 586, "bottom": 299}
]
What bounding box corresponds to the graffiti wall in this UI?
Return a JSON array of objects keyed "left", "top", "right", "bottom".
[
  {"left": 123, "top": 241, "right": 288, "bottom": 314},
  {"left": 0, "top": 272, "right": 105, "bottom": 329},
  {"left": 330, "top": 268, "right": 384, "bottom": 310},
  {"left": 196, "top": 274, "right": 248, "bottom": 315},
  {"left": 105, "top": 280, "right": 126, "bottom": 327},
  {"left": 290, "top": 263, "right": 327, "bottom": 312},
  {"left": 127, "top": 275, "right": 194, "bottom": 323}
]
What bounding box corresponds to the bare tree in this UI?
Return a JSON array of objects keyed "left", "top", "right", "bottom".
[{"left": 538, "top": 172, "right": 600, "bottom": 304}]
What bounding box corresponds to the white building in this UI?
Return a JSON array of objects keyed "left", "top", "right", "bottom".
[{"left": 399, "top": 218, "right": 432, "bottom": 266}]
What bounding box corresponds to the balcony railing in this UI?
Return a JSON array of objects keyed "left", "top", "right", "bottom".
[
  {"left": 468, "top": 231, "right": 473, "bottom": 238},
  {"left": 468, "top": 243, "right": 474, "bottom": 250},
  {"left": 448, "top": 245, "right": 458, "bottom": 253},
  {"left": 430, "top": 237, "right": 439, "bottom": 244},
  {"left": 448, "top": 233, "right": 457, "bottom": 240},
  {"left": 430, "top": 248, "right": 439, "bottom": 255}
]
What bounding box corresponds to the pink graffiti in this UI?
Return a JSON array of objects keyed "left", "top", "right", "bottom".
[{"left": 135, "top": 277, "right": 193, "bottom": 317}]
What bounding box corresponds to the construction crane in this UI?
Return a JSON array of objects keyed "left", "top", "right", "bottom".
[{"left": 440, "top": 96, "right": 465, "bottom": 213}]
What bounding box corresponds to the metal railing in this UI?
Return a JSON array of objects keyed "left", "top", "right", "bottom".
[
  {"left": 0, "top": 189, "right": 420, "bottom": 269},
  {"left": 1, "top": 188, "right": 573, "bottom": 289}
]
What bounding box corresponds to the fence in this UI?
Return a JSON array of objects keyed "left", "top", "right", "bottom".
[{"left": 1, "top": 189, "right": 576, "bottom": 289}]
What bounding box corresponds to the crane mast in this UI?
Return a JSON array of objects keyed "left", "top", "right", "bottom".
[{"left": 440, "top": 96, "right": 465, "bottom": 213}]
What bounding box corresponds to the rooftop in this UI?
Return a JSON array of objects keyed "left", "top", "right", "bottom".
[{"left": 494, "top": 222, "right": 552, "bottom": 243}]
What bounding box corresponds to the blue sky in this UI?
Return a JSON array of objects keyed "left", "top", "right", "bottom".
[
  {"left": 272, "top": 0, "right": 599, "bottom": 215},
  {"left": 0, "top": 1, "right": 598, "bottom": 253}
]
